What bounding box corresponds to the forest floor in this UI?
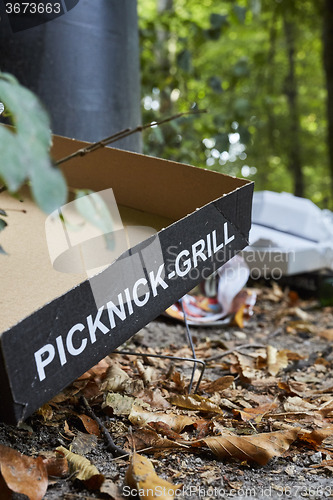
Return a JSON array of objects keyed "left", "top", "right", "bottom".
[{"left": 0, "top": 282, "right": 333, "bottom": 500}]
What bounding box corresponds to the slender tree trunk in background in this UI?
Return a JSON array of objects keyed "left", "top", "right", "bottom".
[
  {"left": 323, "top": 0, "right": 333, "bottom": 199},
  {"left": 157, "top": 0, "right": 174, "bottom": 115},
  {"left": 266, "top": 9, "right": 277, "bottom": 151},
  {"left": 283, "top": 13, "right": 304, "bottom": 197},
  {"left": 0, "top": 0, "right": 141, "bottom": 152}
]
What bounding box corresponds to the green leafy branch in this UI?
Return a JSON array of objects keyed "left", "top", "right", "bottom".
[
  {"left": 0, "top": 72, "right": 67, "bottom": 224},
  {"left": 0, "top": 72, "right": 206, "bottom": 255}
]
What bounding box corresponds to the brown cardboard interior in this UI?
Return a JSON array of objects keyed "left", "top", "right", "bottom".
[{"left": 1, "top": 134, "right": 250, "bottom": 333}]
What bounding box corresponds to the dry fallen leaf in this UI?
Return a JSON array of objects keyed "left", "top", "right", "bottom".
[
  {"left": 201, "top": 429, "right": 299, "bottom": 465},
  {"left": 78, "top": 414, "right": 101, "bottom": 437},
  {"left": 56, "top": 445, "right": 104, "bottom": 490},
  {"left": 193, "top": 419, "right": 214, "bottom": 439},
  {"left": 202, "top": 376, "right": 234, "bottom": 394},
  {"left": 101, "top": 363, "right": 144, "bottom": 395},
  {"left": 278, "top": 381, "right": 307, "bottom": 397},
  {"left": 41, "top": 451, "right": 69, "bottom": 478},
  {"left": 125, "top": 452, "right": 182, "bottom": 499},
  {"left": 233, "top": 402, "right": 278, "bottom": 422},
  {"left": 100, "top": 478, "right": 123, "bottom": 499},
  {"left": 102, "top": 392, "right": 136, "bottom": 415},
  {"left": 129, "top": 404, "right": 196, "bottom": 432},
  {"left": 102, "top": 363, "right": 129, "bottom": 390},
  {"left": 317, "top": 329, "right": 333, "bottom": 341},
  {"left": 233, "top": 304, "right": 246, "bottom": 328},
  {"left": 169, "top": 394, "right": 224, "bottom": 415},
  {"left": 130, "top": 429, "right": 187, "bottom": 452},
  {"left": 266, "top": 346, "right": 289, "bottom": 376},
  {"left": 37, "top": 403, "right": 53, "bottom": 422},
  {"left": 148, "top": 422, "right": 183, "bottom": 441},
  {"left": 298, "top": 427, "right": 333, "bottom": 448},
  {"left": 136, "top": 359, "right": 155, "bottom": 385},
  {"left": 70, "top": 430, "right": 98, "bottom": 455},
  {"left": 232, "top": 353, "right": 260, "bottom": 383},
  {"left": 77, "top": 358, "right": 110, "bottom": 381},
  {"left": 0, "top": 444, "right": 48, "bottom": 500},
  {"left": 283, "top": 396, "right": 318, "bottom": 413},
  {"left": 136, "top": 388, "right": 171, "bottom": 410}
]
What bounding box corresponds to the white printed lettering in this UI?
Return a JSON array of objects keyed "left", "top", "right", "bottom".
[
  {"left": 192, "top": 239, "right": 207, "bottom": 267},
  {"left": 34, "top": 344, "right": 55, "bottom": 382},
  {"left": 133, "top": 278, "right": 149, "bottom": 307},
  {"left": 66, "top": 324, "right": 87, "bottom": 356},
  {"left": 87, "top": 306, "right": 109, "bottom": 344},
  {"left": 107, "top": 293, "right": 126, "bottom": 328},
  {"left": 175, "top": 249, "right": 191, "bottom": 277},
  {"left": 149, "top": 264, "right": 168, "bottom": 297}
]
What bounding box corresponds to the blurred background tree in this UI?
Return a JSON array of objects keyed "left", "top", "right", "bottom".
[{"left": 138, "top": 0, "right": 333, "bottom": 208}]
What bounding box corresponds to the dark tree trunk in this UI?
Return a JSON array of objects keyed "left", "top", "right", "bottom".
[
  {"left": 323, "top": 0, "right": 333, "bottom": 198},
  {"left": 283, "top": 13, "right": 304, "bottom": 197},
  {"left": 0, "top": 0, "right": 141, "bottom": 152}
]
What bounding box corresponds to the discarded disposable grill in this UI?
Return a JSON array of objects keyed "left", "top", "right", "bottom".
[
  {"left": 114, "top": 300, "right": 206, "bottom": 394},
  {"left": 0, "top": 133, "right": 253, "bottom": 424}
]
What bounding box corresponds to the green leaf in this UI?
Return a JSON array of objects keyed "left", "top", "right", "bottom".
[
  {"left": 0, "top": 209, "right": 7, "bottom": 216},
  {"left": 30, "top": 162, "right": 67, "bottom": 214},
  {"left": 0, "top": 127, "right": 28, "bottom": 191},
  {"left": 0, "top": 244, "right": 7, "bottom": 255},
  {"left": 0, "top": 218, "right": 8, "bottom": 232},
  {"left": 233, "top": 5, "right": 247, "bottom": 24},
  {"left": 0, "top": 72, "right": 68, "bottom": 213},
  {"left": 0, "top": 73, "right": 51, "bottom": 147}
]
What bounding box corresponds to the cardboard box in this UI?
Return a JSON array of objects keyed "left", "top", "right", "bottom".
[{"left": 0, "top": 134, "right": 253, "bottom": 423}]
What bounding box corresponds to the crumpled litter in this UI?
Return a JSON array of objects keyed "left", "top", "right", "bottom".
[
  {"left": 165, "top": 255, "right": 256, "bottom": 326},
  {"left": 242, "top": 191, "right": 333, "bottom": 276}
]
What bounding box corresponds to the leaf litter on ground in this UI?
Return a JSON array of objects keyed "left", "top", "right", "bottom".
[{"left": 0, "top": 282, "right": 332, "bottom": 497}]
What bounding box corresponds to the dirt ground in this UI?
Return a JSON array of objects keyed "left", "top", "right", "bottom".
[{"left": 0, "top": 283, "right": 332, "bottom": 500}]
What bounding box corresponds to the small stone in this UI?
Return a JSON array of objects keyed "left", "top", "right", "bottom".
[{"left": 310, "top": 451, "right": 322, "bottom": 464}]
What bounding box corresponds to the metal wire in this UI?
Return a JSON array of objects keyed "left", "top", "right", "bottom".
[
  {"left": 113, "top": 301, "right": 206, "bottom": 393},
  {"left": 180, "top": 297, "right": 197, "bottom": 393},
  {"left": 113, "top": 350, "right": 206, "bottom": 394}
]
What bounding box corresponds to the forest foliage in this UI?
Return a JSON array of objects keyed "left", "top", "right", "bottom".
[{"left": 138, "top": 0, "right": 332, "bottom": 208}]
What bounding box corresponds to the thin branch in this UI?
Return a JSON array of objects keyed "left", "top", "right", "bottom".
[
  {"left": 206, "top": 343, "right": 267, "bottom": 362},
  {"left": 55, "top": 109, "right": 206, "bottom": 166},
  {"left": 80, "top": 396, "right": 128, "bottom": 458}
]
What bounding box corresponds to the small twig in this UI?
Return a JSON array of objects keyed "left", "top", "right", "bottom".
[
  {"left": 268, "top": 327, "right": 283, "bottom": 339},
  {"left": 0, "top": 208, "right": 27, "bottom": 213},
  {"left": 80, "top": 396, "right": 128, "bottom": 458},
  {"left": 55, "top": 109, "right": 206, "bottom": 166},
  {"left": 206, "top": 343, "right": 267, "bottom": 362}
]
